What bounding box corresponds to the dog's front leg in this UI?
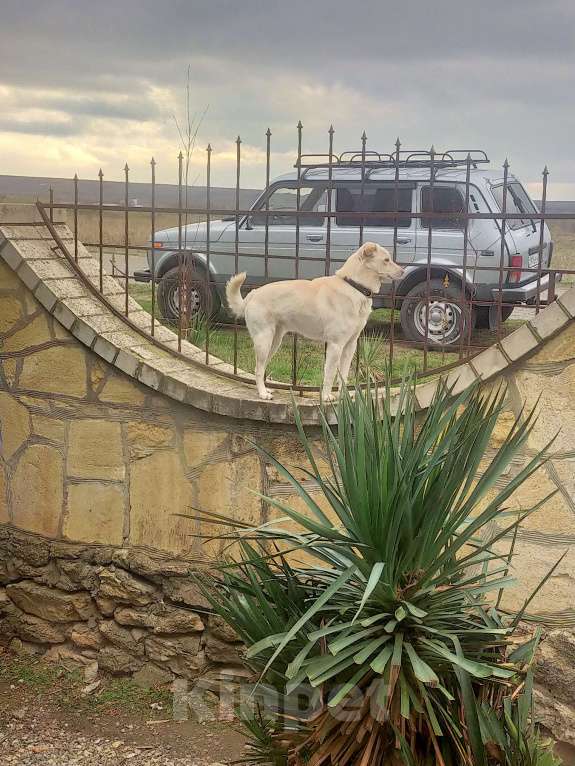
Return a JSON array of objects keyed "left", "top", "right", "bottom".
[
  {"left": 337, "top": 333, "right": 361, "bottom": 394},
  {"left": 321, "top": 343, "right": 343, "bottom": 402}
]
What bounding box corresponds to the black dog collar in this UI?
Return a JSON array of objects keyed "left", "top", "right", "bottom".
[{"left": 342, "top": 276, "right": 374, "bottom": 298}]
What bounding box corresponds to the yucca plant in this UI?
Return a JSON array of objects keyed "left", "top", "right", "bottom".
[{"left": 196, "top": 375, "right": 561, "bottom": 766}]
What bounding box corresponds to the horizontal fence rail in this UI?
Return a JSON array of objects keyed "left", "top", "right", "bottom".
[{"left": 35, "top": 129, "right": 574, "bottom": 394}]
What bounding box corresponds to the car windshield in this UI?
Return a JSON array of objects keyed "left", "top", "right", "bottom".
[{"left": 491, "top": 182, "right": 537, "bottom": 229}]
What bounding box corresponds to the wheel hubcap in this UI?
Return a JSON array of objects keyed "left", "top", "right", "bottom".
[
  {"left": 413, "top": 298, "right": 461, "bottom": 343},
  {"left": 168, "top": 283, "right": 202, "bottom": 317}
]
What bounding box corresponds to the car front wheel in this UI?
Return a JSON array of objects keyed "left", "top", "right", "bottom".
[{"left": 399, "top": 278, "right": 475, "bottom": 348}]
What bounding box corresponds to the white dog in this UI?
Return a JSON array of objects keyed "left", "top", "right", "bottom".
[{"left": 225, "top": 242, "right": 404, "bottom": 401}]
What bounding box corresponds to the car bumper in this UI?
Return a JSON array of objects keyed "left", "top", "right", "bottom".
[
  {"left": 134, "top": 269, "right": 152, "bottom": 283},
  {"left": 492, "top": 272, "right": 562, "bottom": 303}
]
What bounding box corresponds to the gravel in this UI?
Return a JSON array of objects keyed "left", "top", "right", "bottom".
[
  {"left": 1, "top": 716, "right": 228, "bottom": 766},
  {"left": 1, "top": 710, "right": 234, "bottom": 766}
]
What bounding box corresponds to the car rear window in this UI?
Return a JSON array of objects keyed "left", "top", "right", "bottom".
[
  {"left": 336, "top": 185, "right": 413, "bottom": 228},
  {"left": 421, "top": 186, "right": 466, "bottom": 229},
  {"left": 491, "top": 182, "right": 537, "bottom": 229}
]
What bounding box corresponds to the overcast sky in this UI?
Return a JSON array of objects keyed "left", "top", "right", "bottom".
[{"left": 1, "top": 0, "right": 574, "bottom": 197}]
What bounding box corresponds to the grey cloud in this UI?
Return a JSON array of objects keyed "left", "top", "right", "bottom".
[
  {"left": 0, "top": 118, "right": 80, "bottom": 136},
  {"left": 1, "top": 0, "right": 575, "bottom": 190},
  {"left": 3, "top": 0, "right": 574, "bottom": 63},
  {"left": 36, "top": 95, "right": 161, "bottom": 122}
]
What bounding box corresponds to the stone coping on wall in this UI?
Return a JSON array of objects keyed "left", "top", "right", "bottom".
[{"left": 2, "top": 221, "right": 575, "bottom": 424}]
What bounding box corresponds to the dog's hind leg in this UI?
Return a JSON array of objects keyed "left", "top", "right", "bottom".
[
  {"left": 269, "top": 328, "right": 285, "bottom": 360},
  {"left": 261, "top": 329, "right": 285, "bottom": 387},
  {"left": 252, "top": 326, "right": 276, "bottom": 400},
  {"left": 321, "top": 342, "right": 343, "bottom": 402}
]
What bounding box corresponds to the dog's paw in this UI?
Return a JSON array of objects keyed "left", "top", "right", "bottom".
[{"left": 259, "top": 390, "right": 274, "bottom": 401}]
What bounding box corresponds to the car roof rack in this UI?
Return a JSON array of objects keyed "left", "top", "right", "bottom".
[{"left": 297, "top": 149, "right": 490, "bottom": 179}]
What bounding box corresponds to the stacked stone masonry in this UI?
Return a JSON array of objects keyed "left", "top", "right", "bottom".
[
  {"left": 2, "top": 218, "right": 575, "bottom": 735},
  {"left": 0, "top": 525, "right": 247, "bottom": 699}
]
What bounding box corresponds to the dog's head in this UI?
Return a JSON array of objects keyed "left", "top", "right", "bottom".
[{"left": 358, "top": 242, "right": 404, "bottom": 282}]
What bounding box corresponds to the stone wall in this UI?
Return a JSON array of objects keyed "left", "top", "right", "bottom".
[
  {"left": 0, "top": 251, "right": 271, "bottom": 556},
  {"left": 0, "top": 245, "right": 329, "bottom": 556},
  {"left": 0, "top": 525, "right": 249, "bottom": 701}
]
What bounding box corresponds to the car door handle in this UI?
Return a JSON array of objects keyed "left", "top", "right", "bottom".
[
  {"left": 396, "top": 237, "right": 412, "bottom": 244},
  {"left": 305, "top": 234, "right": 324, "bottom": 242}
]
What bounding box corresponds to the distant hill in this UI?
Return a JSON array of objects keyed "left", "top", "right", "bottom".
[
  {"left": 540, "top": 201, "right": 575, "bottom": 213},
  {"left": 1, "top": 174, "right": 573, "bottom": 214},
  {"left": 0, "top": 174, "right": 262, "bottom": 209}
]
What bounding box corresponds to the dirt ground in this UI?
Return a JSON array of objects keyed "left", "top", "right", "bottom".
[
  {"left": 2, "top": 650, "right": 575, "bottom": 766},
  {"left": 0, "top": 650, "right": 246, "bottom": 765}
]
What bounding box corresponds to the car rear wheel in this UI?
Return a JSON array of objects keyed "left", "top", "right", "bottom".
[
  {"left": 156, "top": 264, "right": 219, "bottom": 323},
  {"left": 400, "top": 278, "right": 475, "bottom": 348},
  {"left": 475, "top": 305, "right": 514, "bottom": 329}
]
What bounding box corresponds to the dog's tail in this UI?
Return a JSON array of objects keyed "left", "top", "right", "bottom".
[{"left": 225, "top": 272, "right": 247, "bottom": 318}]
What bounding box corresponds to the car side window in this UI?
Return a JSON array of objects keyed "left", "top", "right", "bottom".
[
  {"left": 491, "top": 182, "right": 536, "bottom": 230},
  {"left": 335, "top": 185, "right": 413, "bottom": 228},
  {"left": 421, "top": 186, "right": 465, "bottom": 230},
  {"left": 251, "top": 185, "right": 328, "bottom": 227}
]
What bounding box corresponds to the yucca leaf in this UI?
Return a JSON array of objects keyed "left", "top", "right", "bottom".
[
  {"left": 328, "top": 624, "right": 382, "bottom": 655},
  {"left": 404, "top": 641, "right": 439, "bottom": 685},
  {"left": 327, "top": 665, "right": 368, "bottom": 708},
  {"left": 451, "top": 635, "right": 488, "bottom": 766},
  {"left": 352, "top": 561, "right": 385, "bottom": 623},
  {"left": 399, "top": 672, "right": 412, "bottom": 719},
  {"left": 395, "top": 605, "right": 408, "bottom": 622},
  {"left": 370, "top": 643, "right": 394, "bottom": 674},
  {"left": 258, "top": 564, "right": 357, "bottom": 680},
  {"left": 392, "top": 632, "right": 404, "bottom": 668},
  {"left": 403, "top": 602, "right": 428, "bottom": 618},
  {"left": 353, "top": 635, "right": 390, "bottom": 665}
]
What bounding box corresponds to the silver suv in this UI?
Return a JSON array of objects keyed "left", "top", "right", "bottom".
[{"left": 135, "top": 149, "right": 554, "bottom": 347}]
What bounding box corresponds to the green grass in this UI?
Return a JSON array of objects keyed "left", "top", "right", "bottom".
[
  {"left": 92, "top": 678, "right": 172, "bottom": 715},
  {"left": 0, "top": 655, "right": 64, "bottom": 688},
  {"left": 129, "top": 284, "right": 518, "bottom": 386}
]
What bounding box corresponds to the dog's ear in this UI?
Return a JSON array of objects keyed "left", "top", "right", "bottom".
[{"left": 360, "top": 242, "right": 378, "bottom": 260}]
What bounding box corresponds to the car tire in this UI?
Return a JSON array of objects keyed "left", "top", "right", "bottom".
[
  {"left": 156, "top": 263, "right": 219, "bottom": 323},
  {"left": 475, "top": 305, "right": 514, "bottom": 329},
  {"left": 400, "top": 278, "right": 475, "bottom": 348}
]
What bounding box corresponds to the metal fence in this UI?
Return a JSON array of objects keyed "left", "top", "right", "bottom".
[{"left": 35, "top": 126, "right": 575, "bottom": 393}]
